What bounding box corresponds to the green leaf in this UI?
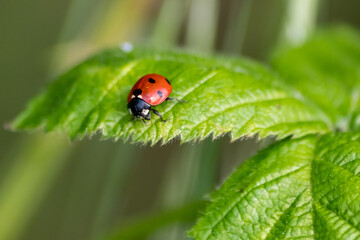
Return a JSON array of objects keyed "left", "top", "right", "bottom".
[
  {"left": 189, "top": 132, "right": 360, "bottom": 239},
  {"left": 271, "top": 26, "right": 360, "bottom": 129},
  {"left": 12, "top": 47, "right": 329, "bottom": 144},
  {"left": 105, "top": 200, "right": 206, "bottom": 240}
]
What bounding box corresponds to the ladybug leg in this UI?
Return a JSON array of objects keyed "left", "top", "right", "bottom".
[
  {"left": 166, "top": 97, "right": 186, "bottom": 103},
  {"left": 151, "top": 109, "right": 167, "bottom": 122},
  {"left": 142, "top": 119, "right": 148, "bottom": 125}
]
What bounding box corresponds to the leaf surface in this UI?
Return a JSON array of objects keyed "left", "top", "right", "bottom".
[
  {"left": 272, "top": 26, "right": 360, "bottom": 129},
  {"left": 189, "top": 132, "right": 360, "bottom": 239},
  {"left": 12, "top": 47, "right": 329, "bottom": 144}
]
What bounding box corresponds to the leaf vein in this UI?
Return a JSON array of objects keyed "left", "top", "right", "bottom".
[
  {"left": 189, "top": 97, "right": 294, "bottom": 136},
  {"left": 204, "top": 164, "right": 309, "bottom": 239},
  {"left": 264, "top": 186, "right": 311, "bottom": 240},
  {"left": 76, "top": 61, "right": 139, "bottom": 134},
  {"left": 137, "top": 70, "right": 218, "bottom": 141}
]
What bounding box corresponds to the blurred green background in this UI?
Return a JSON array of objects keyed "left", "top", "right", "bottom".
[{"left": 1, "top": 0, "right": 360, "bottom": 240}]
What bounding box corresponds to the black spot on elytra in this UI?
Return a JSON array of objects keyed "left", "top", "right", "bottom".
[
  {"left": 133, "top": 89, "right": 142, "bottom": 96},
  {"left": 165, "top": 78, "right": 171, "bottom": 85},
  {"left": 157, "top": 91, "right": 163, "bottom": 98},
  {"left": 149, "top": 78, "right": 156, "bottom": 83}
]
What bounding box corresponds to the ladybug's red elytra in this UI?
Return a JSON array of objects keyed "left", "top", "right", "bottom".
[{"left": 127, "top": 74, "right": 182, "bottom": 123}]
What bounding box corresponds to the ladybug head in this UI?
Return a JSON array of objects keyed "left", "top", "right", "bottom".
[{"left": 127, "top": 98, "right": 151, "bottom": 120}]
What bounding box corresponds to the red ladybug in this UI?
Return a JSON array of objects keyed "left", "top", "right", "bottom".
[{"left": 127, "top": 74, "right": 181, "bottom": 123}]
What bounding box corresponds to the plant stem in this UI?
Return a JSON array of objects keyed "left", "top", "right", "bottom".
[
  {"left": 280, "top": 0, "right": 320, "bottom": 45},
  {"left": 90, "top": 144, "right": 138, "bottom": 240},
  {"left": 104, "top": 200, "right": 206, "bottom": 240},
  {"left": 186, "top": 0, "right": 219, "bottom": 51},
  {"left": 222, "top": 0, "right": 252, "bottom": 54},
  {"left": 0, "top": 133, "right": 71, "bottom": 240},
  {"left": 151, "top": 0, "right": 188, "bottom": 47}
]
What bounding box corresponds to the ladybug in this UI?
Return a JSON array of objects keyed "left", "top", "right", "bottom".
[{"left": 127, "top": 74, "right": 181, "bottom": 123}]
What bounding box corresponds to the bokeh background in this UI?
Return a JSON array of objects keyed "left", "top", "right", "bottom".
[{"left": 1, "top": 0, "right": 360, "bottom": 240}]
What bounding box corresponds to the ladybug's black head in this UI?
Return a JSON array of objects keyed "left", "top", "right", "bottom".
[{"left": 127, "top": 98, "right": 151, "bottom": 120}]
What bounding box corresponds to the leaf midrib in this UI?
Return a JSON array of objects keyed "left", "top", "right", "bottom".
[
  {"left": 136, "top": 71, "right": 218, "bottom": 141},
  {"left": 264, "top": 186, "right": 311, "bottom": 240},
  {"left": 202, "top": 165, "right": 310, "bottom": 239}
]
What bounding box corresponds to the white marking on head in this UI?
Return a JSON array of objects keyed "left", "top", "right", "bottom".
[
  {"left": 131, "top": 95, "right": 135, "bottom": 99},
  {"left": 141, "top": 109, "right": 149, "bottom": 115},
  {"left": 128, "top": 108, "right": 133, "bottom": 114},
  {"left": 138, "top": 95, "right": 143, "bottom": 99}
]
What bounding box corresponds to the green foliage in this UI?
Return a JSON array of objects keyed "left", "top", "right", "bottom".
[
  {"left": 189, "top": 132, "right": 360, "bottom": 239},
  {"left": 272, "top": 26, "right": 360, "bottom": 128},
  {"left": 12, "top": 47, "right": 330, "bottom": 144},
  {"left": 11, "top": 27, "right": 360, "bottom": 239},
  {"left": 187, "top": 27, "right": 360, "bottom": 240},
  {"left": 106, "top": 200, "right": 206, "bottom": 240}
]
